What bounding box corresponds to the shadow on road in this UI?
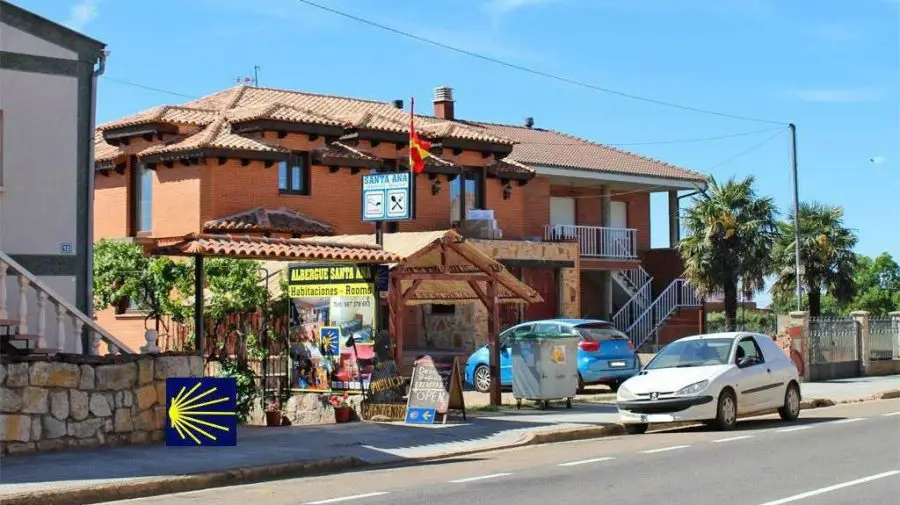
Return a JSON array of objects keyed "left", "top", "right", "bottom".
[{"left": 651, "top": 416, "right": 848, "bottom": 435}]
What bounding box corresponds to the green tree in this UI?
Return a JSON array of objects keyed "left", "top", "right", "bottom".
[
  {"left": 848, "top": 253, "right": 900, "bottom": 316},
  {"left": 770, "top": 202, "right": 857, "bottom": 317},
  {"left": 679, "top": 176, "right": 778, "bottom": 331},
  {"left": 93, "top": 239, "right": 193, "bottom": 330}
]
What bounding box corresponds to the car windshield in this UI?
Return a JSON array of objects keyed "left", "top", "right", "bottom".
[
  {"left": 645, "top": 338, "right": 734, "bottom": 370},
  {"left": 574, "top": 324, "right": 629, "bottom": 341}
]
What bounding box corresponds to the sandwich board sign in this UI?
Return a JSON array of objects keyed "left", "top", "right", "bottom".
[{"left": 404, "top": 355, "right": 466, "bottom": 424}]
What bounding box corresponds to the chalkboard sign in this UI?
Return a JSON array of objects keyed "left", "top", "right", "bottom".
[
  {"left": 365, "top": 359, "right": 405, "bottom": 404},
  {"left": 404, "top": 355, "right": 466, "bottom": 424}
]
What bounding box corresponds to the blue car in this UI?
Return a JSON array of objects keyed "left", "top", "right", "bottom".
[{"left": 464, "top": 319, "right": 640, "bottom": 393}]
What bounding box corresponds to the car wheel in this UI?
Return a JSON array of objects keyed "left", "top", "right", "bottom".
[
  {"left": 577, "top": 374, "right": 586, "bottom": 393},
  {"left": 714, "top": 389, "right": 738, "bottom": 431},
  {"left": 625, "top": 423, "right": 648, "bottom": 435},
  {"left": 473, "top": 365, "right": 491, "bottom": 394},
  {"left": 778, "top": 382, "right": 801, "bottom": 422},
  {"left": 608, "top": 380, "right": 621, "bottom": 393}
]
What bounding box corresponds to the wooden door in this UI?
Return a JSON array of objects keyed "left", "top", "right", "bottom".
[{"left": 522, "top": 268, "right": 559, "bottom": 321}]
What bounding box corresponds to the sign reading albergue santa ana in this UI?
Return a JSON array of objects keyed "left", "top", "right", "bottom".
[{"left": 287, "top": 264, "right": 376, "bottom": 298}]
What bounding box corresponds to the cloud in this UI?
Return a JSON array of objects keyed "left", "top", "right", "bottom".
[
  {"left": 483, "top": 0, "right": 561, "bottom": 14},
  {"left": 793, "top": 88, "right": 884, "bottom": 103},
  {"left": 64, "top": 0, "right": 100, "bottom": 31},
  {"left": 870, "top": 156, "right": 887, "bottom": 165}
]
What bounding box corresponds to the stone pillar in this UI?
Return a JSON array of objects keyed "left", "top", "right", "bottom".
[
  {"left": 788, "top": 311, "right": 810, "bottom": 382},
  {"left": 559, "top": 267, "right": 580, "bottom": 318},
  {"left": 890, "top": 311, "right": 900, "bottom": 359},
  {"left": 668, "top": 190, "right": 680, "bottom": 248},
  {"left": 851, "top": 311, "right": 870, "bottom": 376}
]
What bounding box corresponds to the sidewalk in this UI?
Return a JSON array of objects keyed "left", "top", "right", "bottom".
[{"left": 1, "top": 377, "right": 897, "bottom": 505}]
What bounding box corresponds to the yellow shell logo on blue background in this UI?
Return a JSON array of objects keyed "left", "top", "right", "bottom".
[{"left": 165, "top": 377, "right": 237, "bottom": 446}]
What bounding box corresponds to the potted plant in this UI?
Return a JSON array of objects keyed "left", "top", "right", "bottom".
[
  {"left": 329, "top": 393, "right": 353, "bottom": 423},
  {"left": 265, "top": 399, "right": 283, "bottom": 427}
]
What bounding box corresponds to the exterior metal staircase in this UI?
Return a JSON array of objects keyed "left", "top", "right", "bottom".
[
  {"left": 0, "top": 250, "right": 133, "bottom": 356},
  {"left": 611, "top": 266, "right": 652, "bottom": 332},
  {"left": 623, "top": 278, "right": 700, "bottom": 351}
]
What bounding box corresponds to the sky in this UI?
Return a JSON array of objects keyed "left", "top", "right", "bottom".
[{"left": 14, "top": 0, "right": 900, "bottom": 306}]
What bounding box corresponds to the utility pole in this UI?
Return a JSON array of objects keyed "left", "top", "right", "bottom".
[{"left": 789, "top": 123, "right": 802, "bottom": 311}]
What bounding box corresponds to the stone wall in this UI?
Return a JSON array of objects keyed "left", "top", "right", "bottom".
[{"left": 0, "top": 353, "right": 203, "bottom": 455}]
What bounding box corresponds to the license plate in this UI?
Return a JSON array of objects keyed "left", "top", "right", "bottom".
[{"left": 610, "top": 361, "right": 626, "bottom": 367}]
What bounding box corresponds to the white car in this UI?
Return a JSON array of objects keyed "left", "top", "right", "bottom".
[{"left": 617, "top": 332, "right": 801, "bottom": 433}]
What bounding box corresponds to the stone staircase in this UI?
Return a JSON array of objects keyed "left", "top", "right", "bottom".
[
  {"left": 0, "top": 250, "right": 133, "bottom": 356},
  {"left": 611, "top": 266, "right": 652, "bottom": 332}
]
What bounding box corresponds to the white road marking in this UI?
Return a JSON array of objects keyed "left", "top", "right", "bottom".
[
  {"left": 449, "top": 473, "right": 513, "bottom": 483},
  {"left": 882, "top": 411, "right": 900, "bottom": 417},
  {"left": 775, "top": 425, "right": 811, "bottom": 433},
  {"left": 558, "top": 457, "right": 615, "bottom": 467},
  {"left": 832, "top": 417, "right": 865, "bottom": 424},
  {"left": 306, "top": 492, "right": 390, "bottom": 504},
  {"left": 754, "top": 470, "right": 900, "bottom": 505},
  {"left": 640, "top": 445, "right": 690, "bottom": 454},
  {"left": 712, "top": 435, "right": 753, "bottom": 443}
]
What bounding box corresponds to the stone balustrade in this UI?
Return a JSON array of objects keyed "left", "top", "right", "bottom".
[{"left": 0, "top": 353, "right": 203, "bottom": 455}]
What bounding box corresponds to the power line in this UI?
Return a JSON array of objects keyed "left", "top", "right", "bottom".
[
  {"left": 705, "top": 127, "right": 789, "bottom": 171},
  {"left": 102, "top": 76, "right": 200, "bottom": 99},
  {"left": 294, "top": 0, "right": 788, "bottom": 126}
]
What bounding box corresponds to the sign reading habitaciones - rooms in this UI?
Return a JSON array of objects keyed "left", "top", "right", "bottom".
[{"left": 287, "top": 264, "right": 377, "bottom": 298}]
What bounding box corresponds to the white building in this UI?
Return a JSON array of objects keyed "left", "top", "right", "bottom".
[{"left": 1, "top": 1, "right": 125, "bottom": 354}]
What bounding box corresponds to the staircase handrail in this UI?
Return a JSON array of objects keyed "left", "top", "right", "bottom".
[
  {"left": 0, "top": 249, "right": 134, "bottom": 353},
  {"left": 625, "top": 278, "right": 700, "bottom": 349},
  {"left": 611, "top": 276, "right": 653, "bottom": 329}
]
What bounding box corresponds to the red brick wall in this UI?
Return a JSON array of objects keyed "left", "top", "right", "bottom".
[
  {"left": 639, "top": 248, "right": 685, "bottom": 295},
  {"left": 613, "top": 191, "right": 651, "bottom": 252},
  {"left": 93, "top": 170, "right": 129, "bottom": 239}
]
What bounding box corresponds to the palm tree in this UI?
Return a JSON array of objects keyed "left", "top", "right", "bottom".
[
  {"left": 679, "top": 176, "right": 778, "bottom": 331},
  {"left": 770, "top": 202, "right": 857, "bottom": 317}
]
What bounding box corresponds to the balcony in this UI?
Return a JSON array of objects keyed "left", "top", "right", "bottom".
[{"left": 543, "top": 224, "right": 638, "bottom": 259}]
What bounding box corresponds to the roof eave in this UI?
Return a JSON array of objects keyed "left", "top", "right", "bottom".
[{"left": 533, "top": 164, "right": 708, "bottom": 190}]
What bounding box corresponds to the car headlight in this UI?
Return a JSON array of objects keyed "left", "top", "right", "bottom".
[
  {"left": 676, "top": 380, "right": 709, "bottom": 396},
  {"left": 617, "top": 384, "right": 637, "bottom": 401}
]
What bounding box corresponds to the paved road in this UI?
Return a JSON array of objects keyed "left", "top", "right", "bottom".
[{"left": 101, "top": 399, "right": 900, "bottom": 505}]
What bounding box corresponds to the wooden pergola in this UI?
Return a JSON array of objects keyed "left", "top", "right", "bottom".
[{"left": 141, "top": 230, "right": 542, "bottom": 406}]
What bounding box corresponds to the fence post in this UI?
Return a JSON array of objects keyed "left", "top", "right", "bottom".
[
  {"left": 890, "top": 311, "right": 900, "bottom": 359},
  {"left": 850, "top": 311, "right": 870, "bottom": 376},
  {"left": 788, "top": 311, "right": 810, "bottom": 382}
]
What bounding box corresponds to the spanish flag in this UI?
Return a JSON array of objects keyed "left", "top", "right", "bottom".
[{"left": 408, "top": 97, "right": 431, "bottom": 174}]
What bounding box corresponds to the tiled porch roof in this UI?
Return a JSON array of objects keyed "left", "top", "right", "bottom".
[
  {"left": 139, "top": 116, "right": 287, "bottom": 157},
  {"left": 203, "top": 208, "right": 335, "bottom": 236},
  {"left": 148, "top": 234, "right": 399, "bottom": 263}
]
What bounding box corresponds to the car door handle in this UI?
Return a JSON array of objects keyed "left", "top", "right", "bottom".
[{"left": 766, "top": 368, "right": 771, "bottom": 373}]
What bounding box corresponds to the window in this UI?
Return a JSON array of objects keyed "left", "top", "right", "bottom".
[
  {"left": 278, "top": 153, "right": 310, "bottom": 195},
  {"left": 533, "top": 323, "right": 562, "bottom": 335},
  {"left": 499, "top": 324, "right": 532, "bottom": 347},
  {"left": 574, "top": 323, "right": 630, "bottom": 341},
  {"left": 131, "top": 159, "right": 152, "bottom": 234},
  {"left": 431, "top": 304, "right": 455, "bottom": 315},
  {"left": 645, "top": 338, "right": 734, "bottom": 370},
  {"left": 449, "top": 169, "right": 484, "bottom": 222},
  {"left": 735, "top": 337, "right": 764, "bottom": 366}
]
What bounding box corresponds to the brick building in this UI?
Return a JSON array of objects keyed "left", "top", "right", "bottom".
[{"left": 91, "top": 84, "right": 707, "bottom": 355}]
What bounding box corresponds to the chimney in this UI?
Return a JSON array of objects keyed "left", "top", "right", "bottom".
[
  {"left": 392, "top": 99, "right": 404, "bottom": 109},
  {"left": 524, "top": 117, "right": 534, "bottom": 128},
  {"left": 433, "top": 86, "right": 454, "bottom": 120}
]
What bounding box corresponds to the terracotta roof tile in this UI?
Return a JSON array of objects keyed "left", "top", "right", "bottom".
[
  {"left": 466, "top": 122, "right": 707, "bottom": 183},
  {"left": 485, "top": 158, "right": 535, "bottom": 177},
  {"left": 98, "top": 105, "right": 218, "bottom": 131},
  {"left": 311, "top": 141, "right": 381, "bottom": 167},
  {"left": 94, "top": 130, "right": 125, "bottom": 163},
  {"left": 139, "top": 116, "right": 287, "bottom": 156},
  {"left": 151, "top": 234, "right": 399, "bottom": 263},
  {"left": 203, "top": 207, "right": 335, "bottom": 235},
  {"left": 226, "top": 103, "right": 345, "bottom": 127}
]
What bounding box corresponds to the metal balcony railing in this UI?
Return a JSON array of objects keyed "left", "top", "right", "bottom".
[{"left": 543, "top": 224, "right": 638, "bottom": 259}]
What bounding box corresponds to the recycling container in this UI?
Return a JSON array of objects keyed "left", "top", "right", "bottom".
[{"left": 510, "top": 333, "right": 579, "bottom": 409}]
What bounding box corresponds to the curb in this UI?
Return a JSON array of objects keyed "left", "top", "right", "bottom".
[
  {"left": 4, "top": 389, "right": 898, "bottom": 505},
  {"left": 0, "top": 457, "right": 365, "bottom": 505}
]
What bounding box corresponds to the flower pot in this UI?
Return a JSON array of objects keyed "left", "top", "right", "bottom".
[
  {"left": 265, "top": 411, "right": 282, "bottom": 427},
  {"left": 334, "top": 406, "right": 353, "bottom": 423}
]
